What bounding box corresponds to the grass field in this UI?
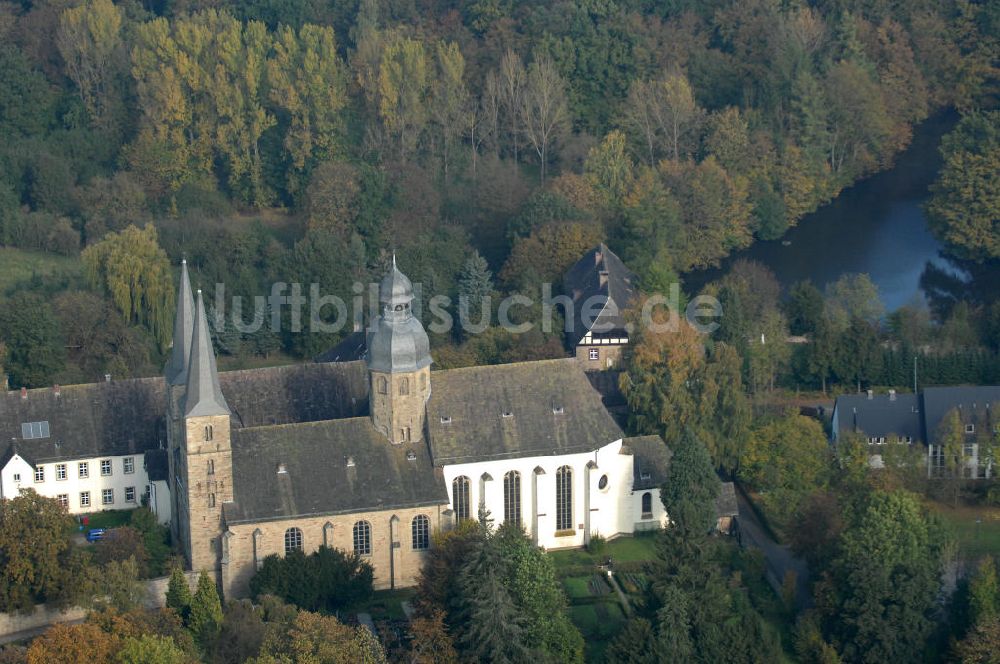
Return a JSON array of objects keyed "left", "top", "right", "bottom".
[
  {"left": 549, "top": 533, "right": 659, "bottom": 572},
  {"left": 67, "top": 509, "right": 133, "bottom": 535},
  {"left": 0, "top": 247, "right": 81, "bottom": 295},
  {"left": 356, "top": 588, "right": 415, "bottom": 622},
  {"left": 928, "top": 502, "right": 1000, "bottom": 559}
]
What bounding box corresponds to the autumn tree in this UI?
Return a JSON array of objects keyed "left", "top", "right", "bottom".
[
  {"left": 117, "top": 635, "right": 186, "bottom": 664},
  {"left": 521, "top": 54, "right": 569, "bottom": 181},
  {"left": 429, "top": 41, "right": 468, "bottom": 179},
  {"left": 378, "top": 37, "right": 429, "bottom": 160},
  {"left": 499, "top": 222, "right": 602, "bottom": 290},
  {"left": 81, "top": 224, "right": 174, "bottom": 349},
  {"left": 27, "top": 622, "right": 119, "bottom": 664},
  {"left": 622, "top": 73, "right": 704, "bottom": 164},
  {"left": 250, "top": 610, "right": 387, "bottom": 663},
  {"left": 56, "top": 0, "right": 125, "bottom": 130},
  {"left": 407, "top": 609, "right": 458, "bottom": 664}
]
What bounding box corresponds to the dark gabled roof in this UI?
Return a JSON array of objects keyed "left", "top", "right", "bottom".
[
  {"left": 562, "top": 244, "right": 637, "bottom": 343},
  {"left": 921, "top": 386, "right": 1000, "bottom": 441},
  {"left": 0, "top": 442, "right": 31, "bottom": 469},
  {"left": 620, "top": 435, "right": 671, "bottom": 490},
  {"left": 144, "top": 448, "right": 169, "bottom": 482},
  {"left": 715, "top": 481, "right": 738, "bottom": 518},
  {"left": 427, "top": 359, "right": 624, "bottom": 465},
  {"left": 0, "top": 379, "right": 167, "bottom": 464},
  {"left": 225, "top": 417, "right": 448, "bottom": 524},
  {"left": 314, "top": 330, "right": 368, "bottom": 364},
  {"left": 832, "top": 392, "right": 923, "bottom": 442},
  {"left": 220, "top": 361, "right": 369, "bottom": 429}
]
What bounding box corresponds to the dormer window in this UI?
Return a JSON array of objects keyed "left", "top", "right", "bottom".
[
  {"left": 440, "top": 416, "right": 452, "bottom": 424},
  {"left": 346, "top": 456, "right": 355, "bottom": 468},
  {"left": 966, "top": 424, "right": 976, "bottom": 434},
  {"left": 552, "top": 406, "right": 564, "bottom": 414},
  {"left": 501, "top": 411, "right": 513, "bottom": 418},
  {"left": 406, "top": 451, "right": 417, "bottom": 462},
  {"left": 277, "top": 463, "right": 287, "bottom": 474},
  {"left": 640, "top": 471, "right": 651, "bottom": 481}
]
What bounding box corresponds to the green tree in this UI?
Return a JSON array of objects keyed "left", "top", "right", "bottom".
[
  {"left": 521, "top": 54, "right": 569, "bottom": 181},
  {"left": 429, "top": 41, "right": 468, "bottom": 179},
  {"left": 457, "top": 250, "right": 493, "bottom": 337},
  {"left": 0, "top": 492, "right": 76, "bottom": 613},
  {"left": 94, "top": 558, "right": 147, "bottom": 612},
  {"left": 57, "top": 0, "right": 125, "bottom": 130},
  {"left": 188, "top": 572, "right": 223, "bottom": 645},
  {"left": 0, "top": 293, "right": 66, "bottom": 389},
  {"left": 378, "top": 37, "right": 429, "bottom": 159},
  {"left": 927, "top": 111, "right": 1000, "bottom": 260},
  {"left": 117, "top": 635, "right": 185, "bottom": 664},
  {"left": 165, "top": 567, "right": 191, "bottom": 618},
  {"left": 969, "top": 557, "right": 1000, "bottom": 627},
  {"left": 251, "top": 609, "right": 387, "bottom": 663},
  {"left": 825, "top": 274, "right": 884, "bottom": 331},
  {"left": 661, "top": 432, "right": 720, "bottom": 538},
  {"left": 824, "top": 490, "right": 945, "bottom": 663},
  {"left": 81, "top": 224, "right": 174, "bottom": 349}
]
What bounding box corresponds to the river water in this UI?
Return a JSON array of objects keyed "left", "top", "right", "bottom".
[{"left": 684, "top": 112, "right": 967, "bottom": 312}]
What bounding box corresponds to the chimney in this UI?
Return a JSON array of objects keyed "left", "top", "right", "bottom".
[
  {"left": 888, "top": 389, "right": 896, "bottom": 401},
  {"left": 104, "top": 374, "right": 111, "bottom": 382},
  {"left": 599, "top": 270, "right": 609, "bottom": 288},
  {"left": 866, "top": 389, "right": 873, "bottom": 400},
  {"left": 20, "top": 387, "right": 27, "bottom": 400},
  {"left": 53, "top": 385, "right": 61, "bottom": 397}
]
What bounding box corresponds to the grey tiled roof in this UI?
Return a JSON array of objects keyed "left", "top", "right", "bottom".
[
  {"left": 426, "top": 358, "right": 625, "bottom": 465},
  {"left": 164, "top": 260, "right": 194, "bottom": 386},
  {"left": 225, "top": 417, "right": 447, "bottom": 524},
  {"left": 184, "top": 290, "right": 231, "bottom": 418},
  {"left": 562, "top": 244, "right": 637, "bottom": 344},
  {"left": 620, "top": 435, "right": 671, "bottom": 490},
  {"left": 921, "top": 386, "right": 1000, "bottom": 440},
  {"left": 0, "top": 378, "right": 167, "bottom": 465},
  {"left": 833, "top": 393, "right": 923, "bottom": 442}
]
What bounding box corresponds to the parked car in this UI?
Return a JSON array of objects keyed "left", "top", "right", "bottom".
[{"left": 85, "top": 528, "right": 105, "bottom": 542}]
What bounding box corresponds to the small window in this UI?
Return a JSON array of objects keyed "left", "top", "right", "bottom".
[
  {"left": 207, "top": 459, "right": 215, "bottom": 475},
  {"left": 102, "top": 489, "right": 113, "bottom": 505},
  {"left": 205, "top": 425, "right": 213, "bottom": 441},
  {"left": 56, "top": 494, "right": 68, "bottom": 509},
  {"left": 353, "top": 521, "right": 372, "bottom": 556},
  {"left": 641, "top": 491, "right": 653, "bottom": 518},
  {"left": 100, "top": 459, "right": 112, "bottom": 476},
  {"left": 208, "top": 493, "right": 216, "bottom": 507},
  {"left": 966, "top": 424, "right": 976, "bottom": 434},
  {"left": 34, "top": 467, "right": 44, "bottom": 483},
  {"left": 123, "top": 457, "right": 134, "bottom": 474},
  {"left": 399, "top": 377, "right": 409, "bottom": 395},
  {"left": 284, "top": 527, "right": 303, "bottom": 554},
  {"left": 12, "top": 473, "right": 20, "bottom": 483},
  {"left": 125, "top": 486, "right": 136, "bottom": 503},
  {"left": 378, "top": 377, "right": 387, "bottom": 395},
  {"left": 412, "top": 515, "right": 430, "bottom": 550},
  {"left": 80, "top": 491, "right": 90, "bottom": 508},
  {"left": 589, "top": 348, "right": 599, "bottom": 361},
  {"left": 78, "top": 462, "right": 89, "bottom": 479},
  {"left": 56, "top": 464, "right": 67, "bottom": 481}
]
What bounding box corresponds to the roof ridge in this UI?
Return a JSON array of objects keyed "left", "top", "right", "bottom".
[
  {"left": 218, "top": 359, "right": 364, "bottom": 379},
  {"left": 435, "top": 357, "right": 577, "bottom": 376},
  {"left": 238, "top": 415, "right": 372, "bottom": 433},
  {"left": 3, "top": 375, "right": 163, "bottom": 396}
]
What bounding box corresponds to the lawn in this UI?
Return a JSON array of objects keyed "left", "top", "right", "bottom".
[
  {"left": 928, "top": 502, "right": 1000, "bottom": 560},
  {"left": 549, "top": 533, "right": 659, "bottom": 574},
  {"left": 71, "top": 509, "right": 133, "bottom": 531},
  {"left": 355, "top": 588, "right": 415, "bottom": 622},
  {"left": 0, "top": 247, "right": 81, "bottom": 295}
]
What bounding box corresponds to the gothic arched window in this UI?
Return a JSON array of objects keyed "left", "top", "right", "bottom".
[
  {"left": 284, "top": 527, "right": 303, "bottom": 554},
  {"left": 377, "top": 377, "right": 387, "bottom": 395},
  {"left": 399, "top": 377, "right": 409, "bottom": 395},
  {"left": 453, "top": 476, "right": 470, "bottom": 522},
  {"left": 204, "top": 425, "right": 213, "bottom": 441},
  {"left": 412, "top": 514, "right": 430, "bottom": 550},
  {"left": 503, "top": 471, "right": 521, "bottom": 527},
  {"left": 353, "top": 521, "right": 372, "bottom": 556},
  {"left": 641, "top": 492, "right": 653, "bottom": 517},
  {"left": 556, "top": 466, "right": 573, "bottom": 531}
]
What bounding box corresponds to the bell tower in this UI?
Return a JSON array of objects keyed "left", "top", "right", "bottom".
[{"left": 367, "top": 259, "right": 432, "bottom": 444}]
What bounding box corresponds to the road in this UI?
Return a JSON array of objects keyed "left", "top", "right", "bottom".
[{"left": 735, "top": 488, "right": 812, "bottom": 610}]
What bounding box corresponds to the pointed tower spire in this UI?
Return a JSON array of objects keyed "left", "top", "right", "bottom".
[
  {"left": 184, "top": 289, "right": 230, "bottom": 418},
  {"left": 165, "top": 259, "right": 195, "bottom": 385}
]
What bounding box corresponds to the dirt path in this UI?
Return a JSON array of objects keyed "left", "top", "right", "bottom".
[{"left": 736, "top": 489, "right": 812, "bottom": 610}]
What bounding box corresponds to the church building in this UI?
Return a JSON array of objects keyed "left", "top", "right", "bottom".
[{"left": 2, "top": 259, "right": 671, "bottom": 599}]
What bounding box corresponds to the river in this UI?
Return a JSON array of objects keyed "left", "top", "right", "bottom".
[{"left": 684, "top": 112, "right": 968, "bottom": 312}]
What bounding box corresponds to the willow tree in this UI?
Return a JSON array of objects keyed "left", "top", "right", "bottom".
[{"left": 82, "top": 224, "right": 174, "bottom": 349}]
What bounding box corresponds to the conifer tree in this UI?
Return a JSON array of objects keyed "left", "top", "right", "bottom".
[
  {"left": 457, "top": 251, "right": 493, "bottom": 336},
  {"left": 188, "top": 572, "right": 223, "bottom": 644},
  {"left": 165, "top": 566, "right": 191, "bottom": 618}
]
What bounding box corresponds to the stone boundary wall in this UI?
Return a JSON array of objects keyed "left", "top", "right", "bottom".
[{"left": 0, "top": 570, "right": 199, "bottom": 638}]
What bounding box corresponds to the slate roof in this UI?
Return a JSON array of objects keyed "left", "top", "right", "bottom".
[
  {"left": 314, "top": 330, "right": 368, "bottom": 364},
  {"left": 426, "top": 358, "right": 624, "bottom": 465},
  {"left": 562, "top": 244, "right": 637, "bottom": 344},
  {"left": 165, "top": 260, "right": 195, "bottom": 386},
  {"left": 921, "top": 386, "right": 1000, "bottom": 440},
  {"left": 220, "top": 361, "right": 369, "bottom": 429},
  {"left": 185, "top": 290, "right": 231, "bottom": 418},
  {"left": 225, "top": 417, "right": 447, "bottom": 524},
  {"left": 832, "top": 392, "right": 923, "bottom": 442},
  {"left": 0, "top": 378, "right": 167, "bottom": 465},
  {"left": 620, "top": 435, "right": 671, "bottom": 490},
  {"left": 715, "top": 481, "right": 738, "bottom": 518}
]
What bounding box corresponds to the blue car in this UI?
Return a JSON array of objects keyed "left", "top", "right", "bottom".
[{"left": 85, "top": 528, "right": 105, "bottom": 542}]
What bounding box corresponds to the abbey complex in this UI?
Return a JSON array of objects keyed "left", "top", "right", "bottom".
[{"left": 0, "top": 258, "right": 669, "bottom": 598}]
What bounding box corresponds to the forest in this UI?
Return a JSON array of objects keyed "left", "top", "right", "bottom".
[{"left": 0, "top": 0, "right": 996, "bottom": 390}]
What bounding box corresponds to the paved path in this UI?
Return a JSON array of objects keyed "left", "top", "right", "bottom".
[{"left": 735, "top": 488, "right": 812, "bottom": 610}]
